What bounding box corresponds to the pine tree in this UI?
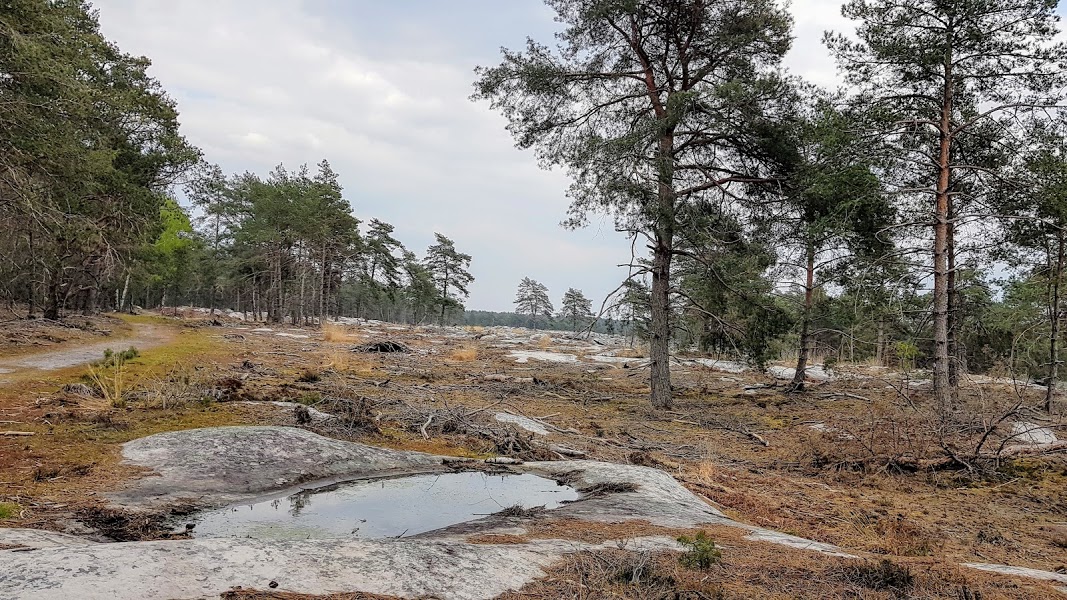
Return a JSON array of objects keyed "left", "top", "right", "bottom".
[
  {"left": 770, "top": 93, "right": 891, "bottom": 390},
  {"left": 827, "top": 0, "right": 1066, "bottom": 406},
  {"left": 1003, "top": 121, "right": 1067, "bottom": 411},
  {"left": 425, "top": 233, "right": 474, "bottom": 325},
  {"left": 475, "top": 0, "right": 793, "bottom": 408},
  {"left": 514, "top": 277, "right": 554, "bottom": 327},
  {"left": 559, "top": 288, "right": 593, "bottom": 332}
]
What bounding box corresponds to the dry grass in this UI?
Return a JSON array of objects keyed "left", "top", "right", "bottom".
[
  {"left": 535, "top": 334, "right": 553, "bottom": 349},
  {"left": 321, "top": 348, "right": 352, "bottom": 372},
  {"left": 615, "top": 345, "right": 648, "bottom": 358},
  {"left": 497, "top": 524, "right": 1059, "bottom": 599},
  {"left": 448, "top": 345, "right": 479, "bottom": 361},
  {"left": 322, "top": 322, "right": 362, "bottom": 343}
]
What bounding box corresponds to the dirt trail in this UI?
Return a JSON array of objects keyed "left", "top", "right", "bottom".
[{"left": 0, "top": 323, "right": 173, "bottom": 380}]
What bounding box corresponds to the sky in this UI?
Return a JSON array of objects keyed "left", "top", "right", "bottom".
[{"left": 90, "top": 0, "right": 852, "bottom": 312}]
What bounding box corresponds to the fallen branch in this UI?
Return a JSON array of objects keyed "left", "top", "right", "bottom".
[
  {"left": 819, "top": 392, "right": 871, "bottom": 402},
  {"left": 0, "top": 431, "right": 34, "bottom": 437},
  {"left": 998, "top": 440, "right": 1067, "bottom": 457}
]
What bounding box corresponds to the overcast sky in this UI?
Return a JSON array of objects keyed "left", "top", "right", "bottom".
[{"left": 91, "top": 0, "right": 852, "bottom": 312}]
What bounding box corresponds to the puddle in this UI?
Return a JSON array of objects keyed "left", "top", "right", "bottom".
[{"left": 187, "top": 472, "right": 579, "bottom": 540}]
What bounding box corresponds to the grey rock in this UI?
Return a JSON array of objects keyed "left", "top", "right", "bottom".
[
  {"left": 0, "top": 528, "right": 96, "bottom": 551},
  {"left": 0, "top": 535, "right": 677, "bottom": 600},
  {"left": 109, "top": 426, "right": 440, "bottom": 508},
  {"left": 1009, "top": 422, "right": 1058, "bottom": 445},
  {"left": 963, "top": 562, "right": 1067, "bottom": 584},
  {"left": 743, "top": 528, "right": 856, "bottom": 558},
  {"left": 495, "top": 412, "right": 550, "bottom": 435}
]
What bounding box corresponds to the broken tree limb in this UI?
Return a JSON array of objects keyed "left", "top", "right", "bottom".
[
  {"left": 997, "top": 440, "right": 1067, "bottom": 457},
  {"left": 0, "top": 431, "right": 35, "bottom": 436}
]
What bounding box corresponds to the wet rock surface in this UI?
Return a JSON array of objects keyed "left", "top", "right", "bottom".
[
  {"left": 2, "top": 426, "right": 852, "bottom": 600},
  {"left": 109, "top": 426, "right": 441, "bottom": 508}
]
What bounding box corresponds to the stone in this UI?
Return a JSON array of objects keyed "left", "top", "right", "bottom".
[
  {"left": 494, "top": 412, "right": 550, "bottom": 435},
  {"left": 1010, "top": 422, "right": 1058, "bottom": 445}
]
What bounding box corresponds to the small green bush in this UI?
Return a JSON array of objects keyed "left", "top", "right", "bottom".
[
  {"left": 87, "top": 346, "right": 139, "bottom": 408},
  {"left": 100, "top": 346, "right": 139, "bottom": 368},
  {"left": 895, "top": 341, "right": 920, "bottom": 370},
  {"left": 0, "top": 502, "right": 21, "bottom": 519},
  {"left": 677, "top": 531, "right": 721, "bottom": 570}
]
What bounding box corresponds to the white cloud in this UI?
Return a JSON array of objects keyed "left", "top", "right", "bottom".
[{"left": 92, "top": 0, "right": 851, "bottom": 311}]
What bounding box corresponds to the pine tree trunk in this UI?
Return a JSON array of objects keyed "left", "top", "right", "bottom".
[
  {"left": 649, "top": 233, "right": 672, "bottom": 409},
  {"left": 933, "top": 51, "right": 955, "bottom": 409},
  {"left": 947, "top": 200, "right": 959, "bottom": 390},
  {"left": 792, "top": 241, "right": 816, "bottom": 391},
  {"left": 27, "top": 229, "right": 36, "bottom": 318},
  {"left": 439, "top": 272, "right": 449, "bottom": 326},
  {"left": 876, "top": 319, "right": 885, "bottom": 366},
  {"left": 44, "top": 270, "right": 60, "bottom": 320},
  {"left": 119, "top": 272, "right": 130, "bottom": 313},
  {"left": 649, "top": 131, "right": 675, "bottom": 410},
  {"left": 1046, "top": 230, "right": 1064, "bottom": 411}
]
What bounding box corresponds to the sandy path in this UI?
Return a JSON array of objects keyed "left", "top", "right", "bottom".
[{"left": 0, "top": 323, "right": 173, "bottom": 379}]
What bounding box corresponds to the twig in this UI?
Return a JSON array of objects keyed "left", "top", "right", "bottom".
[{"left": 420, "top": 413, "right": 434, "bottom": 440}]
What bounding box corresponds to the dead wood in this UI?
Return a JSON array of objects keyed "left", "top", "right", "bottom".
[{"left": 352, "top": 341, "right": 410, "bottom": 353}]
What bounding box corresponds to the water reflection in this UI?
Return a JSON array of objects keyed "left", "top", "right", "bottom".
[{"left": 189, "top": 472, "right": 579, "bottom": 540}]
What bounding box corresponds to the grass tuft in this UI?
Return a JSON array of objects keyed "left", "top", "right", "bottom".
[
  {"left": 0, "top": 502, "right": 20, "bottom": 519},
  {"left": 448, "top": 346, "right": 479, "bottom": 361}
]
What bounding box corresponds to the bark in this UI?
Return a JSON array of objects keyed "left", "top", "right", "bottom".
[
  {"left": 947, "top": 200, "right": 959, "bottom": 390},
  {"left": 319, "top": 241, "right": 327, "bottom": 323},
  {"left": 649, "top": 131, "right": 675, "bottom": 410},
  {"left": 876, "top": 320, "right": 885, "bottom": 366},
  {"left": 932, "top": 46, "right": 955, "bottom": 409},
  {"left": 44, "top": 273, "right": 60, "bottom": 320},
  {"left": 27, "top": 229, "right": 36, "bottom": 318},
  {"left": 439, "top": 269, "right": 450, "bottom": 326},
  {"left": 119, "top": 271, "right": 130, "bottom": 313},
  {"left": 792, "top": 241, "right": 816, "bottom": 391},
  {"left": 1046, "top": 229, "right": 1064, "bottom": 412},
  {"left": 649, "top": 232, "right": 672, "bottom": 408}
]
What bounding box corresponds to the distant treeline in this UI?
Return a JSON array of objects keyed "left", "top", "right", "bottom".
[{"left": 462, "top": 310, "right": 623, "bottom": 336}]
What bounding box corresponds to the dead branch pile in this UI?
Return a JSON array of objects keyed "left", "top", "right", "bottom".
[
  {"left": 313, "top": 395, "right": 382, "bottom": 434},
  {"left": 352, "top": 341, "right": 410, "bottom": 353},
  {"left": 393, "top": 401, "right": 558, "bottom": 461}
]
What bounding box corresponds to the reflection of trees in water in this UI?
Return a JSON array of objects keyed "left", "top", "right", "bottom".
[{"left": 288, "top": 490, "right": 313, "bottom": 517}]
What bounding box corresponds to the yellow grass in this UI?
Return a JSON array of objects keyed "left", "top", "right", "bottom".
[
  {"left": 615, "top": 344, "right": 648, "bottom": 358},
  {"left": 448, "top": 346, "right": 479, "bottom": 361},
  {"left": 322, "top": 322, "right": 348, "bottom": 342},
  {"left": 321, "top": 348, "right": 351, "bottom": 372},
  {"left": 322, "top": 322, "right": 364, "bottom": 344},
  {"left": 535, "top": 334, "right": 553, "bottom": 349}
]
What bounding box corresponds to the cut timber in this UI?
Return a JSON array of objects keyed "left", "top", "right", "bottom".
[{"left": 0, "top": 431, "right": 34, "bottom": 436}]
